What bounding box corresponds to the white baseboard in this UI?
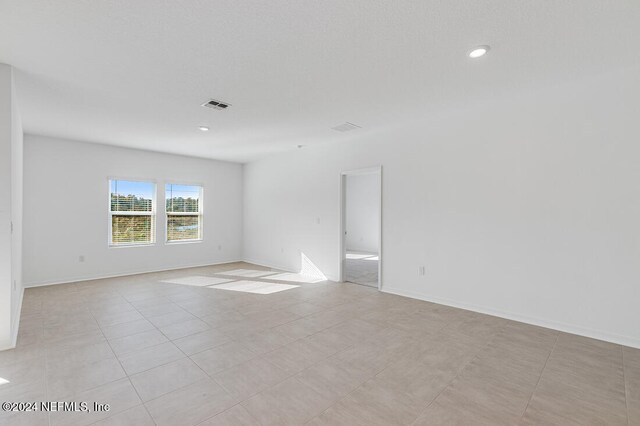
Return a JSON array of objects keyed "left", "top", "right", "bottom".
[
  {"left": 11, "top": 260, "right": 244, "bottom": 352},
  {"left": 382, "top": 286, "right": 640, "bottom": 350},
  {"left": 0, "top": 339, "right": 13, "bottom": 352},
  {"left": 23, "top": 258, "right": 637, "bottom": 349},
  {"left": 241, "top": 258, "right": 340, "bottom": 282},
  {"left": 241, "top": 258, "right": 297, "bottom": 274},
  {"left": 23, "top": 259, "right": 244, "bottom": 288}
]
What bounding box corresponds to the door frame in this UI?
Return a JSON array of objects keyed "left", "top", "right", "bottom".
[{"left": 339, "top": 165, "right": 382, "bottom": 290}]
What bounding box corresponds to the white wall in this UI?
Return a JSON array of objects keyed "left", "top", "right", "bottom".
[
  {"left": 0, "top": 63, "right": 23, "bottom": 350},
  {"left": 23, "top": 135, "right": 243, "bottom": 286},
  {"left": 10, "top": 66, "right": 23, "bottom": 346},
  {"left": 244, "top": 65, "right": 640, "bottom": 348},
  {"left": 345, "top": 173, "right": 379, "bottom": 253}
]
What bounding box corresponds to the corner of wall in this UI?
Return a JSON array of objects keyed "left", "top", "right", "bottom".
[
  {"left": 10, "top": 64, "right": 24, "bottom": 351},
  {"left": 7, "top": 285, "right": 24, "bottom": 350},
  {"left": 0, "top": 63, "right": 23, "bottom": 352}
]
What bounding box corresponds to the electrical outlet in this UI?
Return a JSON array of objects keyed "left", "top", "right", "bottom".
[
  {"left": 418, "top": 266, "right": 426, "bottom": 276},
  {"left": 79, "top": 255, "right": 85, "bottom": 263},
  {"left": 316, "top": 217, "right": 321, "bottom": 225},
  {"left": 218, "top": 245, "right": 222, "bottom": 251}
]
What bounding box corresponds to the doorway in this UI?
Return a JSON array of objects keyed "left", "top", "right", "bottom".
[{"left": 340, "top": 166, "right": 382, "bottom": 289}]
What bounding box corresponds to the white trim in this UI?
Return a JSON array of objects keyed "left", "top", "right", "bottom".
[
  {"left": 108, "top": 211, "right": 155, "bottom": 216},
  {"left": 0, "top": 286, "right": 25, "bottom": 351},
  {"left": 23, "top": 259, "right": 243, "bottom": 288},
  {"left": 242, "top": 258, "right": 341, "bottom": 282},
  {"left": 107, "top": 175, "right": 159, "bottom": 184},
  {"left": 108, "top": 178, "right": 157, "bottom": 247},
  {"left": 10, "top": 285, "right": 24, "bottom": 346},
  {"left": 162, "top": 179, "right": 206, "bottom": 189},
  {"left": 165, "top": 183, "right": 204, "bottom": 243},
  {"left": 382, "top": 286, "right": 640, "bottom": 350},
  {"left": 108, "top": 242, "right": 155, "bottom": 249},
  {"left": 165, "top": 212, "right": 200, "bottom": 215},
  {"left": 340, "top": 166, "right": 381, "bottom": 176},
  {"left": 340, "top": 166, "right": 383, "bottom": 290},
  {"left": 164, "top": 239, "right": 203, "bottom": 246},
  {"left": 241, "top": 258, "right": 297, "bottom": 274},
  {"left": 324, "top": 273, "right": 341, "bottom": 282}
]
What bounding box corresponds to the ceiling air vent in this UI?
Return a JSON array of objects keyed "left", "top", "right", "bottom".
[
  {"left": 331, "top": 122, "right": 361, "bottom": 132},
  {"left": 202, "top": 99, "right": 231, "bottom": 110}
]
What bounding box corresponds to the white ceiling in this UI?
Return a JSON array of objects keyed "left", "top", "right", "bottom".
[{"left": 1, "top": 1, "right": 639, "bottom": 163}]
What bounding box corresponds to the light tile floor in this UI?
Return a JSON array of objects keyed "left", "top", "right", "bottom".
[
  {"left": 345, "top": 251, "right": 378, "bottom": 288},
  {"left": 0, "top": 261, "right": 638, "bottom": 425}
]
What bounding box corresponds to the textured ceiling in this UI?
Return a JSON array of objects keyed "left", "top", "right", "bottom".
[{"left": 1, "top": 1, "right": 639, "bottom": 162}]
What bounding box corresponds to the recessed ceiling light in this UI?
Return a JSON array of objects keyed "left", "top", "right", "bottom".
[
  {"left": 198, "top": 126, "right": 209, "bottom": 132},
  {"left": 468, "top": 45, "right": 490, "bottom": 58}
]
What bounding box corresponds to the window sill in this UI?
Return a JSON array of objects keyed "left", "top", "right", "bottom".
[
  {"left": 109, "top": 243, "right": 156, "bottom": 248},
  {"left": 165, "top": 239, "right": 203, "bottom": 246}
]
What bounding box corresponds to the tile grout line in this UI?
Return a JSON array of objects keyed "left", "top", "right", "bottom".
[
  {"left": 86, "top": 290, "right": 158, "bottom": 425},
  {"left": 44, "top": 281, "right": 84, "bottom": 426},
  {"left": 117, "top": 289, "right": 201, "bottom": 401},
  {"left": 44, "top": 322, "right": 51, "bottom": 426},
  {"left": 621, "top": 347, "right": 630, "bottom": 426},
  {"left": 160, "top": 273, "right": 327, "bottom": 425},
  {"left": 39, "top": 290, "right": 117, "bottom": 422},
  {"left": 195, "top": 403, "right": 261, "bottom": 426},
  {"left": 403, "top": 322, "right": 509, "bottom": 425},
  {"left": 122, "top": 278, "right": 282, "bottom": 424},
  {"left": 203, "top": 301, "right": 357, "bottom": 385},
  {"left": 519, "top": 333, "right": 559, "bottom": 422},
  {"left": 20, "top": 265, "right": 637, "bottom": 425},
  {"left": 303, "top": 318, "right": 456, "bottom": 425},
  {"left": 200, "top": 299, "right": 372, "bottom": 424},
  {"left": 194, "top": 354, "right": 289, "bottom": 425}
]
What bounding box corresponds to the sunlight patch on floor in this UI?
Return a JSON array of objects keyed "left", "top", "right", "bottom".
[
  {"left": 160, "top": 276, "right": 233, "bottom": 287},
  {"left": 267, "top": 272, "right": 326, "bottom": 283},
  {"left": 208, "top": 280, "right": 299, "bottom": 294},
  {"left": 346, "top": 251, "right": 378, "bottom": 261},
  {"left": 217, "top": 269, "right": 278, "bottom": 278},
  {"left": 346, "top": 253, "right": 373, "bottom": 260}
]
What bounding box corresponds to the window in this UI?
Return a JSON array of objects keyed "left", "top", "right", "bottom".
[
  {"left": 109, "top": 179, "right": 156, "bottom": 246},
  {"left": 165, "top": 183, "right": 203, "bottom": 242}
]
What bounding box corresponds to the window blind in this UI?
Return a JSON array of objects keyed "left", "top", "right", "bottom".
[
  {"left": 165, "top": 183, "right": 203, "bottom": 242},
  {"left": 109, "top": 179, "right": 156, "bottom": 245}
]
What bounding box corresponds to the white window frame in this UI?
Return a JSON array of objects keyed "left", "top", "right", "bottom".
[
  {"left": 165, "top": 183, "right": 204, "bottom": 244},
  {"left": 108, "top": 178, "right": 157, "bottom": 247}
]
